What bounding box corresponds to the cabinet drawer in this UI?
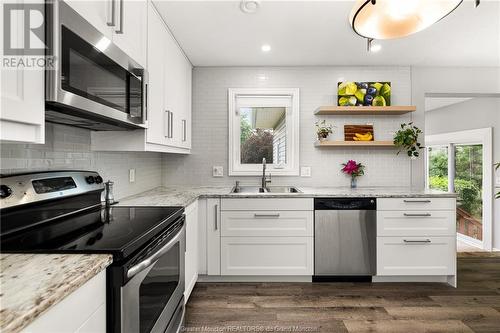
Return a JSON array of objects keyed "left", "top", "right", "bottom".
[
  {"left": 377, "top": 236, "right": 456, "bottom": 276},
  {"left": 221, "top": 237, "right": 313, "bottom": 275},
  {"left": 377, "top": 211, "right": 456, "bottom": 236},
  {"left": 377, "top": 198, "right": 455, "bottom": 211},
  {"left": 221, "top": 211, "right": 313, "bottom": 237},
  {"left": 221, "top": 198, "right": 313, "bottom": 211}
]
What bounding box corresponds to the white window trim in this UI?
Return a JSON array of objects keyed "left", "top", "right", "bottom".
[
  {"left": 425, "top": 127, "right": 493, "bottom": 251},
  {"left": 228, "top": 88, "right": 300, "bottom": 176}
]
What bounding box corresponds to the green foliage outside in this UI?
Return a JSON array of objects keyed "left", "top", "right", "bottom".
[{"left": 428, "top": 145, "right": 483, "bottom": 219}]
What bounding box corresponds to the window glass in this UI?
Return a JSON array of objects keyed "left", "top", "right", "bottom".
[
  {"left": 239, "top": 107, "right": 287, "bottom": 165},
  {"left": 428, "top": 146, "right": 448, "bottom": 190}
]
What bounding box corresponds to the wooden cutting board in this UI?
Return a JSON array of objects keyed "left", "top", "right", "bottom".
[{"left": 344, "top": 124, "right": 374, "bottom": 141}]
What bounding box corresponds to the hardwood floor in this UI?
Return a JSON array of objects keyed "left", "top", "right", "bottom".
[{"left": 185, "top": 256, "right": 500, "bottom": 333}]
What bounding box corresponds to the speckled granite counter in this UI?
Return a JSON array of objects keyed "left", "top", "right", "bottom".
[
  {"left": 118, "top": 185, "right": 455, "bottom": 207},
  {"left": 0, "top": 253, "right": 112, "bottom": 333}
]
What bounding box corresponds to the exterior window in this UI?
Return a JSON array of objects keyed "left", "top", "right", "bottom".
[{"left": 229, "top": 89, "right": 299, "bottom": 176}]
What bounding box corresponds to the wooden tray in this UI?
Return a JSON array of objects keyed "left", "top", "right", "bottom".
[{"left": 344, "top": 124, "right": 374, "bottom": 141}]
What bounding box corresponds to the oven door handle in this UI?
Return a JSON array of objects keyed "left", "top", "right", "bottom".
[{"left": 127, "top": 225, "right": 185, "bottom": 279}]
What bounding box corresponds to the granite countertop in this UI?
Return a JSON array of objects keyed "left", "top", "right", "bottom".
[
  {"left": 118, "top": 185, "right": 455, "bottom": 207},
  {"left": 0, "top": 253, "right": 112, "bottom": 333}
]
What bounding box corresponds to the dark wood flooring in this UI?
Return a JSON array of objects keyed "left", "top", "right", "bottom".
[{"left": 185, "top": 255, "right": 500, "bottom": 333}]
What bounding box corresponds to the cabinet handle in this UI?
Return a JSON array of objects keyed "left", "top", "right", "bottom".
[
  {"left": 182, "top": 119, "right": 187, "bottom": 142},
  {"left": 254, "top": 213, "right": 280, "bottom": 218},
  {"left": 403, "top": 199, "right": 431, "bottom": 203},
  {"left": 163, "top": 110, "right": 170, "bottom": 138},
  {"left": 404, "top": 213, "right": 432, "bottom": 217},
  {"left": 106, "top": 0, "right": 115, "bottom": 26},
  {"left": 403, "top": 239, "right": 431, "bottom": 244},
  {"left": 214, "top": 204, "right": 218, "bottom": 230},
  {"left": 169, "top": 112, "right": 174, "bottom": 138},
  {"left": 115, "top": 0, "right": 123, "bottom": 34}
]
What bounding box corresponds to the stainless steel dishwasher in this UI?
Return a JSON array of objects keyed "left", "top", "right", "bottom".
[{"left": 314, "top": 198, "right": 376, "bottom": 282}]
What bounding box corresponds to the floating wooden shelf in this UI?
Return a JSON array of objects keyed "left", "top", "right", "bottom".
[
  {"left": 314, "top": 105, "right": 416, "bottom": 115},
  {"left": 314, "top": 140, "right": 396, "bottom": 147}
]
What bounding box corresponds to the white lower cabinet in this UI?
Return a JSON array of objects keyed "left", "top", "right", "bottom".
[
  {"left": 206, "top": 198, "right": 221, "bottom": 275},
  {"left": 376, "top": 197, "right": 456, "bottom": 283},
  {"left": 184, "top": 201, "right": 198, "bottom": 302},
  {"left": 377, "top": 236, "right": 456, "bottom": 276},
  {"left": 21, "top": 270, "right": 106, "bottom": 333},
  {"left": 221, "top": 236, "right": 313, "bottom": 276},
  {"left": 218, "top": 198, "right": 314, "bottom": 276}
]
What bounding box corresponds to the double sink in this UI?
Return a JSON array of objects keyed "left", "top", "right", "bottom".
[{"left": 231, "top": 186, "right": 301, "bottom": 193}]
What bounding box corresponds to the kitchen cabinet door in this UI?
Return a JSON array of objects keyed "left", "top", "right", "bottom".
[
  {"left": 64, "top": 0, "right": 113, "bottom": 39},
  {"left": 145, "top": 2, "right": 167, "bottom": 146},
  {"left": 184, "top": 201, "right": 198, "bottom": 301},
  {"left": 111, "top": 0, "right": 147, "bottom": 66},
  {"left": 0, "top": 0, "right": 44, "bottom": 143},
  {"left": 206, "top": 198, "right": 221, "bottom": 275}
]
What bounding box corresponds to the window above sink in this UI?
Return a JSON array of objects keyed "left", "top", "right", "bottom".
[{"left": 228, "top": 88, "right": 300, "bottom": 176}]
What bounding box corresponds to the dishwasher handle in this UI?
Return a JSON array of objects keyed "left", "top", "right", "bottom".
[{"left": 314, "top": 198, "right": 376, "bottom": 210}]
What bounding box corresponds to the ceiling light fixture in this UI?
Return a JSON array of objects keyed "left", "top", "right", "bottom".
[
  {"left": 240, "top": 0, "right": 260, "bottom": 14},
  {"left": 350, "top": 0, "right": 464, "bottom": 40},
  {"left": 261, "top": 44, "right": 271, "bottom": 52}
]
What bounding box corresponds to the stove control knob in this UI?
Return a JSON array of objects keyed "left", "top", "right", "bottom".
[
  {"left": 95, "top": 176, "right": 103, "bottom": 184},
  {"left": 85, "top": 176, "right": 95, "bottom": 184},
  {"left": 0, "top": 185, "right": 13, "bottom": 199}
]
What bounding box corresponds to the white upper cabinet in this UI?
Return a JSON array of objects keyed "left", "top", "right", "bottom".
[
  {"left": 0, "top": 0, "right": 45, "bottom": 144},
  {"left": 111, "top": 0, "right": 147, "bottom": 67},
  {"left": 65, "top": 0, "right": 147, "bottom": 66}
]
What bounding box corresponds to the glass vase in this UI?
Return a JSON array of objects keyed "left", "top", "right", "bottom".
[{"left": 350, "top": 177, "right": 357, "bottom": 189}]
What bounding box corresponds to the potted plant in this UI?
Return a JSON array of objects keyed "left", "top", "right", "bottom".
[
  {"left": 315, "top": 120, "right": 333, "bottom": 141},
  {"left": 393, "top": 122, "right": 424, "bottom": 159},
  {"left": 341, "top": 160, "right": 365, "bottom": 188}
]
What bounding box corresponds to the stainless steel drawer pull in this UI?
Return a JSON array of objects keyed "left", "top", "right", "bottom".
[
  {"left": 214, "top": 204, "right": 218, "bottom": 230},
  {"left": 403, "top": 199, "right": 431, "bottom": 203},
  {"left": 254, "top": 213, "right": 280, "bottom": 218},
  {"left": 403, "top": 239, "right": 431, "bottom": 244},
  {"left": 404, "top": 213, "right": 432, "bottom": 217}
]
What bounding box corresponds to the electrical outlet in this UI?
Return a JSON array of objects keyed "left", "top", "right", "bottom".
[
  {"left": 300, "top": 166, "right": 311, "bottom": 177},
  {"left": 213, "top": 166, "right": 223, "bottom": 177},
  {"left": 129, "top": 169, "right": 135, "bottom": 183}
]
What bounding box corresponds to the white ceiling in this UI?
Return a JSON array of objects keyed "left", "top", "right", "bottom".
[{"left": 153, "top": 0, "right": 500, "bottom": 67}]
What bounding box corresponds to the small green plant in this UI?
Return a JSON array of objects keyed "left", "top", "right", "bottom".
[
  {"left": 315, "top": 120, "right": 334, "bottom": 140},
  {"left": 393, "top": 122, "right": 423, "bottom": 158}
]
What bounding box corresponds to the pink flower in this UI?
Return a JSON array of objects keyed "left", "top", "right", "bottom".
[{"left": 342, "top": 160, "right": 359, "bottom": 175}]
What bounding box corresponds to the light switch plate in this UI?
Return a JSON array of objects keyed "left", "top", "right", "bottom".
[
  {"left": 213, "top": 166, "right": 223, "bottom": 177},
  {"left": 129, "top": 169, "right": 135, "bottom": 183},
  {"left": 300, "top": 166, "right": 311, "bottom": 177}
]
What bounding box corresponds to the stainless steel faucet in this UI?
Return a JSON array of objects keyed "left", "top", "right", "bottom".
[{"left": 261, "top": 158, "right": 271, "bottom": 192}]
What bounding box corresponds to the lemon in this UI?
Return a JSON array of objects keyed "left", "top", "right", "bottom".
[{"left": 338, "top": 82, "right": 358, "bottom": 96}]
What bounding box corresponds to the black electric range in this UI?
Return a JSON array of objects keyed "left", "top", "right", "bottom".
[{"left": 0, "top": 171, "right": 186, "bottom": 333}]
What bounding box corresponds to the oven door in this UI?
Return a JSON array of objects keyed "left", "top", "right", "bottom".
[
  {"left": 46, "top": 1, "right": 147, "bottom": 130},
  {"left": 121, "top": 222, "right": 185, "bottom": 333}
]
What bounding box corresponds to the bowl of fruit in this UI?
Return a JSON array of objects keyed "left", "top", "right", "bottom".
[{"left": 337, "top": 81, "right": 391, "bottom": 107}]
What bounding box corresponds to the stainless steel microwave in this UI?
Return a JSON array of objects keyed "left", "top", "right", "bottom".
[{"left": 46, "top": 1, "right": 147, "bottom": 130}]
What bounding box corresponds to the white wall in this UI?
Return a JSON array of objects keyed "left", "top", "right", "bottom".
[
  {"left": 0, "top": 123, "right": 163, "bottom": 200},
  {"left": 425, "top": 97, "right": 500, "bottom": 249},
  {"left": 163, "top": 66, "right": 415, "bottom": 187}
]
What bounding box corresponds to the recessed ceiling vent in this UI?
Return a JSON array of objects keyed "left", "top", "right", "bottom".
[{"left": 240, "top": 0, "right": 260, "bottom": 14}]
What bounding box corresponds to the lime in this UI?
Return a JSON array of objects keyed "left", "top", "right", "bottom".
[
  {"left": 372, "top": 96, "right": 386, "bottom": 106},
  {"left": 370, "top": 82, "right": 383, "bottom": 93},
  {"left": 338, "top": 97, "right": 350, "bottom": 106},
  {"left": 338, "top": 82, "right": 357, "bottom": 96},
  {"left": 354, "top": 88, "right": 366, "bottom": 103},
  {"left": 380, "top": 83, "right": 391, "bottom": 105}
]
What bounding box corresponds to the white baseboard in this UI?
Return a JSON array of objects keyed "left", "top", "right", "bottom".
[{"left": 372, "top": 275, "right": 456, "bottom": 287}]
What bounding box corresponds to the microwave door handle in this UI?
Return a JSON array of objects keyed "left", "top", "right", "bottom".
[
  {"left": 127, "top": 225, "right": 185, "bottom": 278},
  {"left": 115, "top": 0, "right": 123, "bottom": 34},
  {"left": 106, "top": 0, "right": 115, "bottom": 26}
]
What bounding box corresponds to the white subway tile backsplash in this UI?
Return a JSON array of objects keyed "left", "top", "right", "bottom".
[
  {"left": 0, "top": 123, "right": 163, "bottom": 200},
  {"left": 163, "top": 66, "right": 413, "bottom": 187}
]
